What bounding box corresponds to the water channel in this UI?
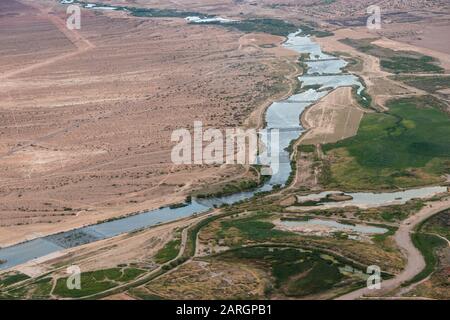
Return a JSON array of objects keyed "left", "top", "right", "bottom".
[{"left": 0, "top": 12, "right": 445, "bottom": 270}]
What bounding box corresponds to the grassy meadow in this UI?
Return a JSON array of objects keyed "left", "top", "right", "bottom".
[{"left": 322, "top": 96, "right": 450, "bottom": 190}]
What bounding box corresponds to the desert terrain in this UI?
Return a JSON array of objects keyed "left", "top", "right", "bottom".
[
  {"left": 0, "top": 0, "right": 297, "bottom": 245},
  {"left": 0, "top": 0, "right": 449, "bottom": 302}
]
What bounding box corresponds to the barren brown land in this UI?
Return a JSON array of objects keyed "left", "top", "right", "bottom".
[
  {"left": 1, "top": 0, "right": 450, "bottom": 302},
  {"left": 0, "top": 0, "right": 294, "bottom": 245},
  {"left": 299, "top": 87, "right": 365, "bottom": 146}
]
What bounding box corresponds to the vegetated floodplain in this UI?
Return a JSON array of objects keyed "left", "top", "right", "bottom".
[
  {"left": 340, "top": 38, "right": 444, "bottom": 74},
  {"left": 6, "top": 277, "right": 54, "bottom": 299},
  {"left": 298, "top": 199, "right": 424, "bottom": 224},
  {"left": 154, "top": 237, "right": 181, "bottom": 264},
  {"left": 406, "top": 233, "right": 446, "bottom": 286},
  {"left": 298, "top": 144, "right": 316, "bottom": 153},
  {"left": 197, "top": 18, "right": 299, "bottom": 37},
  {"left": 404, "top": 210, "right": 449, "bottom": 298},
  {"left": 367, "top": 200, "right": 424, "bottom": 223},
  {"left": 198, "top": 211, "right": 297, "bottom": 250},
  {"left": 322, "top": 95, "right": 450, "bottom": 190},
  {"left": 53, "top": 267, "right": 145, "bottom": 298},
  {"left": 297, "top": 24, "right": 334, "bottom": 38},
  {"left": 420, "top": 209, "right": 450, "bottom": 241},
  {"left": 352, "top": 77, "right": 373, "bottom": 109},
  {"left": 200, "top": 211, "right": 404, "bottom": 273},
  {"left": 194, "top": 179, "right": 260, "bottom": 199},
  {"left": 0, "top": 272, "right": 30, "bottom": 289},
  {"left": 128, "top": 7, "right": 210, "bottom": 18},
  {"left": 71, "top": 1, "right": 211, "bottom": 18},
  {"left": 219, "top": 213, "right": 295, "bottom": 244},
  {"left": 219, "top": 246, "right": 364, "bottom": 298},
  {"left": 394, "top": 75, "right": 450, "bottom": 93}
]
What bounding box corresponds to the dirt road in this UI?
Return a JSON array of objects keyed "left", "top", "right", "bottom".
[
  {"left": 336, "top": 198, "right": 450, "bottom": 300},
  {"left": 0, "top": 1, "right": 94, "bottom": 81}
]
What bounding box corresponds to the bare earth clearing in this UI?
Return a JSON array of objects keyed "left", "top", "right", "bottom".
[
  {"left": 0, "top": 0, "right": 293, "bottom": 245},
  {"left": 299, "top": 87, "right": 365, "bottom": 146}
]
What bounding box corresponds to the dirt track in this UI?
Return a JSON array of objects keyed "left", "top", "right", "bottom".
[{"left": 336, "top": 198, "right": 450, "bottom": 300}]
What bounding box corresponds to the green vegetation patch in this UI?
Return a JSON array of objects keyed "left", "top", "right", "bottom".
[
  {"left": 303, "top": 200, "right": 424, "bottom": 223},
  {"left": 405, "top": 233, "right": 447, "bottom": 286},
  {"left": 381, "top": 56, "right": 443, "bottom": 74},
  {"left": 220, "top": 247, "right": 362, "bottom": 297},
  {"left": 371, "top": 225, "right": 397, "bottom": 249},
  {"left": 195, "top": 179, "right": 260, "bottom": 199},
  {"left": 200, "top": 18, "right": 298, "bottom": 37},
  {"left": 184, "top": 212, "right": 231, "bottom": 258},
  {"left": 352, "top": 77, "right": 373, "bottom": 109},
  {"left": 73, "top": 1, "right": 210, "bottom": 18},
  {"left": 1, "top": 275, "right": 54, "bottom": 299},
  {"left": 30, "top": 277, "right": 53, "bottom": 298},
  {"left": 403, "top": 210, "right": 448, "bottom": 286},
  {"left": 218, "top": 213, "right": 294, "bottom": 245},
  {"left": 322, "top": 96, "right": 450, "bottom": 190},
  {"left": 420, "top": 209, "right": 450, "bottom": 240},
  {"left": 154, "top": 238, "right": 181, "bottom": 264},
  {"left": 168, "top": 202, "right": 189, "bottom": 209},
  {"left": 340, "top": 38, "right": 444, "bottom": 74},
  {"left": 129, "top": 7, "right": 209, "bottom": 18},
  {"left": 298, "top": 24, "right": 334, "bottom": 38},
  {"left": 298, "top": 144, "right": 316, "bottom": 153},
  {"left": 394, "top": 75, "right": 450, "bottom": 93},
  {"left": 376, "top": 201, "right": 424, "bottom": 222},
  {"left": 128, "top": 288, "right": 164, "bottom": 300},
  {"left": 53, "top": 267, "right": 145, "bottom": 298},
  {"left": 0, "top": 272, "right": 30, "bottom": 288}
]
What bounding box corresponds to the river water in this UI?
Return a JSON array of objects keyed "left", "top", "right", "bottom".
[{"left": 0, "top": 26, "right": 445, "bottom": 270}]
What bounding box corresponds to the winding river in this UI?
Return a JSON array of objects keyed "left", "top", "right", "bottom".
[{"left": 0, "top": 19, "right": 446, "bottom": 270}]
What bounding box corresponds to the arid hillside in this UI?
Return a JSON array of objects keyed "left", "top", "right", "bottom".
[{"left": 0, "top": 0, "right": 292, "bottom": 243}]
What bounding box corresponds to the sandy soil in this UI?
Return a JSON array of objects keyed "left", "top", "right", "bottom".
[
  {"left": 377, "top": 14, "right": 450, "bottom": 54},
  {"left": 0, "top": 0, "right": 291, "bottom": 245},
  {"left": 102, "top": 292, "right": 136, "bottom": 300},
  {"left": 0, "top": 0, "right": 77, "bottom": 74},
  {"left": 291, "top": 150, "right": 319, "bottom": 190},
  {"left": 299, "top": 87, "right": 365, "bottom": 145},
  {"left": 372, "top": 38, "right": 450, "bottom": 71}
]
